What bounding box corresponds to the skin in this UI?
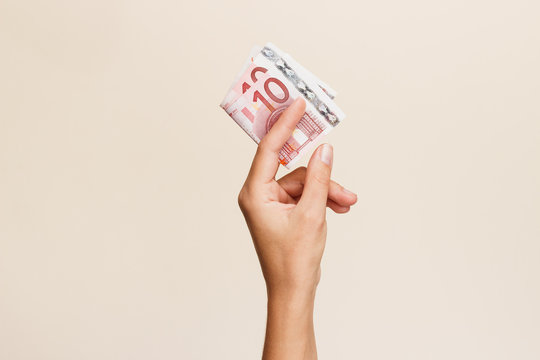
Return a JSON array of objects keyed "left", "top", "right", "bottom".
[{"left": 238, "top": 97, "right": 357, "bottom": 359}]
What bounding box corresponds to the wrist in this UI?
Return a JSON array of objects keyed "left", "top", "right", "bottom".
[
  {"left": 264, "top": 265, "right": 321, "bottom": 297},
  {"left": 267, "top": 282, "right": 317, "bottom": 308},
  {"left": 266, "top": 287, "right": 315, "bottom": 338}
]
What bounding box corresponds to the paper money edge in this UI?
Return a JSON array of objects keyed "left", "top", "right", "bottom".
[
  {"left": 259, "top": 44, "right": 345, "bottom": 126},
  {"left": 265, "top": 42, "right": 338, "bottom": 99}
]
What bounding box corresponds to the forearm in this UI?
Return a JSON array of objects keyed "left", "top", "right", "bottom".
[{"left": 263, "top": 287, "right": 317, "bottom": 360}]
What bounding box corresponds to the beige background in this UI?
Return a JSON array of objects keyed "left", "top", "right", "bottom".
[{"left": 1, "top": 0, "right": 539, "bottom": 359}]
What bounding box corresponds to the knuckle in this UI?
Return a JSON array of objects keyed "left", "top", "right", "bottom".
[
  {"left": 257, "top": 139, "right": 271, "bottom": 153},
  {"left": 255, "top": 142, "right": 273, "bottom": 160},
  {"left": 298, "top": 209, "right": 324, "bottom": 226},
  {"left": 311, "top": 172, "right": 330, "bottom": 187},
  {"left": 237, "top": 187, "right": 250, "bottom": 211},
  {"left": 238, "top": 184, "right": 261, "bottom": 213},
  {"left": 283, "top": 167, "right": 306, "bottom": 182}
]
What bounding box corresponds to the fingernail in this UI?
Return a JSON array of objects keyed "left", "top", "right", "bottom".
[
  {"left": 319, "top": 144, "right": 333, "bottom": 167},
  {"left": 342, "top": 187, "right": 356, "bottom": 196}
]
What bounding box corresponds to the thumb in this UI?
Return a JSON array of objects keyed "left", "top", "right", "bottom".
[{"left": 297, "top": 144, "right": 333, "bottom": 216}]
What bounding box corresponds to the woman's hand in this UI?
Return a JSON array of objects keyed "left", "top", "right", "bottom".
[{"left": 237, "top": 97, "right": 357, "bottom": 359}]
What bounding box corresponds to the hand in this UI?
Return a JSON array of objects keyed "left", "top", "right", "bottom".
[
  {"left": 237, "top": 97, "right": 357, "bottom": 359},
  {"left": 238, "top": 97, "right": 357, "bottom": 293}
]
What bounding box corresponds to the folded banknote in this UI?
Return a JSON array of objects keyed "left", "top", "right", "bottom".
[{"left": 220, "top": 43, "right": 345, "bottom": 168}]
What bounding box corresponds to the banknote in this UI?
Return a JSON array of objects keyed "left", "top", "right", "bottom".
[{"left": 221, "top": 43, "right": 345, "bottom": 168}]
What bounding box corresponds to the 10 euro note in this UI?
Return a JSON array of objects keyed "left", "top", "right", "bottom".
[{"left": 220, "top": 43, "right": 346, "bottom": 168}]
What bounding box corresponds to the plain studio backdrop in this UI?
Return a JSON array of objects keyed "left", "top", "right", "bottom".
[{"left": 1, "top": 0, "right": 539, "bottom": 359}]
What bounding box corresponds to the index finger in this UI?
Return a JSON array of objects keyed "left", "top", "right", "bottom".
[{"left": 246, "top": 97, "right": 306, "bottom": 184}]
